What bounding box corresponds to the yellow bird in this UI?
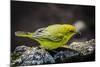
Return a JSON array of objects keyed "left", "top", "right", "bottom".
[{"left": 15, "top": 24, "right": 77, "bottom": 50}]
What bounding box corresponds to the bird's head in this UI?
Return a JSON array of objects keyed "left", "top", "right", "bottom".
[
  {"left": 65, "top": 20, "right": 86, "bottom": 35},
  {"left": 63, "top": 24, "right": 83, "bottom": 40},
  {"left": 63, "top": 24, "right": 77, "bottom": 35}
]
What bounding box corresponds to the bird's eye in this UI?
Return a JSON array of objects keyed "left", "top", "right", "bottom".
[{"left": 70, "top": 30, "right": 74, "bottom": 33}]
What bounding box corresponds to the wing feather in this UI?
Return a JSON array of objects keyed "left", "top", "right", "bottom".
[{"left": 33, "top": 28, "right": 64, "bottom": 42}]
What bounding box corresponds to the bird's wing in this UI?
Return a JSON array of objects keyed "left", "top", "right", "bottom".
[
  {"left": 47, "top": 33, "right": 64, "bottom": 41},
  {"left": 33, "top": 28, "right": 64, "bottom": 42}
]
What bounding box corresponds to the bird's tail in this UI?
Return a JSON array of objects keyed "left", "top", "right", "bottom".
[{"left": 15, "top": 31, "right": 34, "bottom": 38}]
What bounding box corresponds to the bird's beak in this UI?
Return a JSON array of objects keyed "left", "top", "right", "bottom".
[
  {"left": 75, "top": 31, "right": 81, "bottom": 36},
  {"left": 77, "top": 31, "right": 81, "bottom": 36}
]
